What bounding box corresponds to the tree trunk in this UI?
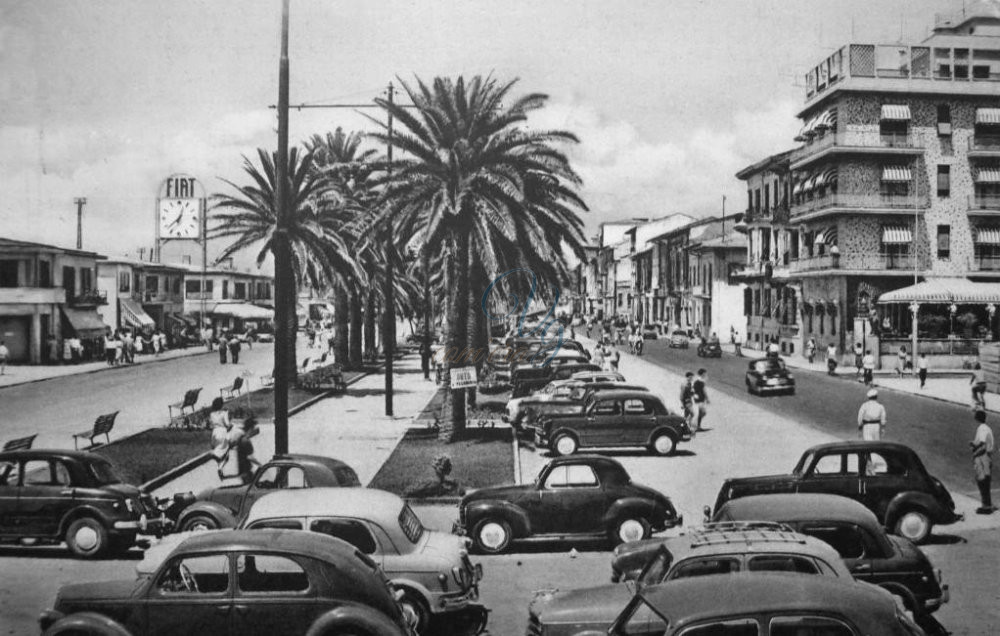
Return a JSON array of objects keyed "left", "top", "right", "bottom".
[
  {"left": 465, "top": 264, "right": 486, "bottom": 410},
  {"left": 421, "top": 248, "right": 432, "bottom": 380},
  {"left": 349, "top": 289, "right": 363, "bottom": 369},
  {"left": 364, "top": 291, "right": 376, "bottom": 361},
  {"left": 334, "top": 286, "right": 350, "bottom": 367},
  {"left": 439, "top": 231, "right": 469, "bottom": 442}
]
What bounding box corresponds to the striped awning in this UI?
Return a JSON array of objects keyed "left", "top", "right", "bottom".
[
  {"left": 814, "top": 109, "right": 837, "bottom": 131},
  {"left": 882, "top": 225, "right": 912, "bottom": 244},
  {"left": 976, "top": 108, "right": 1000, "bottom": 125},
  {"left": 823, "top": 225, "right": 838, "bottom": 246},
  {"left": 814, "top": 229, "right": 828, "bottom": 245},
  {"left": 800, "top": 174, "right": 815, "bottom": 193},
  {"left": 882, "top": 165, "right": 912, "bottom": 182},
  {"left": 975, "top": 167, "right": 1000, "bottom": 183},
  {"left": 878, "top": 278, "right": 1000, "bottom": 304},
  {"left": 975, "top": 227, "right": 1000, "bottom": 244},
  {"left": 881, "top": 104, "right": 911, "bottom": 121},
  {"left": 820, "top": 166, "right": 838, "bottom": 186},
  {"left": 793, "top": 181, "right": 804, "bottom": 196},
  {"left": 120, "top": 298, "right": 155, "bottom": 329}
]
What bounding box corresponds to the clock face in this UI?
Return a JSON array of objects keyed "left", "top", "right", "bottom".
[{"left": 159, "top": 199, "right": 200, "bottom": 239}]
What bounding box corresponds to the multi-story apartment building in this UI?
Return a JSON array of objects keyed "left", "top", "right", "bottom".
[
  {"left": 632, "top": 214, "right": 695, "bottom": 324},
  {"left": 0, "top": 237, "right": 107, "bottom": 363},
  {"left": 97, "top": 257, "right": 188, "bottom": 335},
  {"left": 652, "top": 217, "right": 719, "bottom": 332},
  {"left": 573, "top": 245, "right": 599, "bottom": 316}
]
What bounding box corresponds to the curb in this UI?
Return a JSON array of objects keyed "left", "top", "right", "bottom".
[
  {"left": 512, "top": 425, "right": 523, "bottom": 485},
  {"left": 871, "top": 381, "right": 1000, "bottom": 415}
]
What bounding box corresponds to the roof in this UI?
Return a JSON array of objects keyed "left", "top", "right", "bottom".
[
  {"left": 805, "top": 440, "right": 917, "bottom": 455},
  {"left": 877, "top": 277, "right": 1000, "bottom": 304},
  {"left": 735, "top": 149, "right": 795, "bottom": 180},
  {"left": 638, "top": 573, "right": 897, "bottom": 631},
  {"left": 0, "top": 236, "right": 103, "bottom": 259},
  {"left": 691, "top": 233, "right": 747, "bottom": 250},
  {"left": 99, "top": 257, "right": 188, "bottom": 272},
  {"left": 586, "top": 389, "right": 661, "bottom": 401},
  {"left": 176, "top": 529, "right": 358, "bottom": 562},
  {"left": 548, "top": 454, "right": 625, "bottom": 470},
  {"left": 717, "top": 493, "right": 879, "bottom": 527},
  {"left": 662, "top": 527, "right": 843, "bottom": 565},
  {"left": 0, "top": 449, "right": 110, "bottom": 463},
  {"left": 647, "top": 216, "right": 721, "bottom": 244},
  {"left": 245, "top": 487, "right": 404, "bottom": 523}
]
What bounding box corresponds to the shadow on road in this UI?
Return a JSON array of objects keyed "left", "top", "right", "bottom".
[
  {"left": 922, "top": 533, "right": 968, "bottom": 546},
  {"left": 0, "top": 546, "right": 144, "bottom": 561}
]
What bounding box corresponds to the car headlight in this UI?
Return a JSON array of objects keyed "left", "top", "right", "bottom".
[{"left": 125, "top": 498, "right": 136, "bottom": 513}]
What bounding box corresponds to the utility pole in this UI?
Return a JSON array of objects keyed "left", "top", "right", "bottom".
[
  {"left": 273, "top": 0, "right": 292, "bottom": 456},
  {"left": 74, "top": 198, "right": 87, "bottom": 249},
  {"left": 383, "top": 82, "right": 396, "bottom": 417}
]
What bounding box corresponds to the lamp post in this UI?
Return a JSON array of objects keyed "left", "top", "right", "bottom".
[{"left": 909, "top": 301, "right": 919, "bottom": 361}]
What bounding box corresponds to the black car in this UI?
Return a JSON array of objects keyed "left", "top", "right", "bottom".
[
  {"left": 0, "top": 450, "right": 168, "bottom": 558},
  {"left": 696, "top": 340, "right": 722, "bottom": 357},
  {"left": 173, "top": 454, "right": 360, "bottom": 531},
  {"left": 745, "top": 357, "right": 795, "bottom": 395},
  {"left": 711, "top": 441, "right": 962, "bottom": 543},
  {"left": 535, "top": 390, "right": 691, "bottom": 456},
  {"left": 510, "top": 359, "right": 597, "bottom": 398},
  {"left": 39, "top": 530, "right": 413, "bottom": 636},
  {"left": 520, "top": 382, "right": 651, "bottom": 436},
  {"left": 456, "top": 455, "right": 681, "bottom": 554}
]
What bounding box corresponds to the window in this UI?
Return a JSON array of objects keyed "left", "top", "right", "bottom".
[
  {"left": 157, "top": 554, "right": 230, "bottom": 594},
  {"left": 39, "top": 260, "right": 51, "bottom": 287},
  {"left": 679, "top": 619, "right": 760, "bottom": 636},
  {"left": 865, "top": 451, "right": 907, "bottom": 476},
  {"left": 234, "top": 282, "right": 247, "bottom": 300},
  {"left": 309, "top": 518, "right": 377, "bottom": 554},
  {"left": 669, "top": 557, "right": 740, "bottom": 579},
  {"left": 544, "top": 464, "right": 599, "bottom": 488},
  {"left": 811, "top": 453, "right": 860, "bottom": 476},
  {"left": 770, "top": 616, "right": 854, "bottom": 636},
  {"left": 937, "top": 165, "right": 951, "bottom": 197},
  {"left": 80, "top": 268, "right": 93, "bottom": 292},
  {"left": 146, "top": 275, "right": 159, "bottom": 294},
  {"left": 22, "top": 460, "right": 56, "bottom": 485},
  {"left": 0, "top": 462, "right": 16, "bottom": 487},
  {"left": 937, "top": 225, "right": 951, "bottom": 259},
  {"left": 937, "top": 104, "right": 951, "bottom": 136},
  {"left": 755, "top": 189, "right": 761, "bottom": 213},
  {"left": 118, "top": 271, "right": 131, "bottom": 292},
  {"left": 222, "top": 280, "right": 229, "bottom": 300},
  {"left": 173, "top": 277, "right": 181, "bottom": 294},
  {"left": 764, "top": 183, "right": 770, "bottom": 211},
  {"left": 624, "top": 399, "right": 652, "bottom": 415},
  {"left": 880, "top": 119, "right": 908, "bottom": 144},
  {"left": 801, "top": 524, "right": 866, "bottom": 559},
  {"left": 236, "top": 554, "right": 309, "bottom": 593},
  {"left": 593, "top": 400, "right": 621, "bottom": 416},
  {"left": 0, "top": 260, "right": 17, "bottom": 288},
  {"left": 254, "top": 465, "right": 308, "bottom": 490},
  {"left": 747, "top": 555, "right": 820, "bottom": 574},
  {"left": 247, "top": 519, "right": 303, "bottom": 531}
]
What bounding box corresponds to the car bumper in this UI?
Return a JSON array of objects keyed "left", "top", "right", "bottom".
[
  {"left": 661, "top": 514, "right": 683, "bottom": 530},
  {"left": 113, "top": 513, "right": 171, "bottom": 533},
  {"left": 755, "top": 383, "right": 793, "bottom": 392}
]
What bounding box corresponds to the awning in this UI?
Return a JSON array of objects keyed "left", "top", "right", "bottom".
[
  {"left": 882, "top": 166, "right": 912, "bottom": 182},
  {"left": 975, "top": 227, "right": 1000, "bottom": 244},
  {"left": 210, "top": 302, "right": 274, "bottom": 321},
  {"left": 61, "top": 307, "right": 107, "bottom": 339},
  {"left": 820, "top": 166, "right": 838, "bottom": 187},
  {"left": 975, "top": 167, "right": 1000, "bottom": 183},
  {"left": 813, "top": 109, "right": 837, "bottom": 131},
  {"left": 881, "top": 104, "right": 911, "bottom": 121},
  {"left": 801, "top": 173, "right": 815, "bottom": 193},
  {"left": 976, "top": 108, "right": 1000, "bottom": 125},
  {"left": 119, "top": 298, "right": 155, "bottom": 329},
  {"left": 882, "top": 226, "right": 912, "bottom": 244},
  {"left": 878, "top": 277, "right": 1000, "bottom": 304},
  {"left": 814, "top": 229, "right": 828, "bottom": 245},
  {"left": 812, "top": 172, "right": 826, "bottom": 189},
  {"left": 792, "top": 181, "right": 804, "bottom": 196}
]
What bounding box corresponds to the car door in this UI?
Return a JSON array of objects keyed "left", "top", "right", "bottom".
[
  {"left": 796, "top": 522, "right": 872, "bottom": 581},
  {"left": 15, "top": 458, "right": 75, "bottom": 536},
  {"left": 240, "top": 464, "right": 309, "bottom": 518},
  {"left": 0, "top": 460, "right": 19, "bottom": 535},
  {"left": 859, "top": 450, "right": 912, "bottom": 521},
  {"left": 145, "top": 552, "right": 234, "bottom": 636},
  {"left": 307, "top": 517, "right": 381, "bottom": 564},
  {"left": 620, "top": 398, "right": 658, "bottom": 447},
  {"left": 796, "top": 451, "right": 863, "bottom": 503},
  {"left": 232, "top": 552, "right": 319, "bottom": 636},
  {"left": 584, "top": 398, "right": 622, "bottom": 446},
  {"left": 539, "top": 463, "right": 605, "bottom": 534}
]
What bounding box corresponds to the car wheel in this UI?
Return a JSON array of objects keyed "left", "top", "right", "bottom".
[
  {"left": 650, "top": 432, "right": 677, "bottom": 456},
  {"left": 473, "top": 518, "right": 512, "bottom": 554},
  {"left": 894, "top": 509, "right": 932, "bottom": 544},
  {"left": 553, "top": 433, "right": 578, "bottom": 456},
  {"left": 398, "top": 588, "right": 431, "bottom": 634},
  {"left": 65, "top": 517, "right": 109, "bottom": 559},
  {"left": 611, "top": 517, "right": 650, "bottom": 544},
  {"left": 180, "top": 514, "right": 221, "bottom": 533}
]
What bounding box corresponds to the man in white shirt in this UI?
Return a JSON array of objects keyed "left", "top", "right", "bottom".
[
  {"left": 971, "top": 409, "right": 995, "bottom": 514},
  {"left": 0, "top": 340, "right": 9, "bottom": 375},
  {"left": 862, "top": 349, "right": 876, "bottom": 386},
  {"left": 857, "top": 388, "right": 886, "bottom": 440}
]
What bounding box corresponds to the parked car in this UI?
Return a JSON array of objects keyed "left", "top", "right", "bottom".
[
  {"left": 141, "top": 488, "right": 485, "bottom": 635},
  {"left": 711, "top": 441, "right": 962, "bottom": 543},
  {"left": 0, "top": 449, "right": 169, "bottom": 558},
  {"left": 641, "top": 324, "right": 659, "bottom": 339},
  {"left": 529, "top": 524, "right": 852, "bottom": 636},
  {"left": 696, "top": 339, "right": 722, "bottom": 357},
  {"left": 520, "top": 382, "right": 651, "bottom": 437},
  {"left": 505, "top": 380, "right": 592, "bottom": 427},
  {"left": 599, "top": 573, "right": 926, "bottom": 636},
  {"left": 456, "top": 455, "right": 681, "bottom": 554},
  {"left": 511, "top": 358, "right": 597, "bottom": 398},
  {"left": 711, "top": 493, "right": 949, "bottom": 618},
  {"left": 172, "top": 454, "right": 360, "bottom": 531},
  {"left": 40, "top": 530, "right": 414, "bottom": 636},
  {"left": 667, "top": 331, "right": 689, "bottom": 348},
  {"left": 745, "top": 357, "right": 796, "bottom": 395},
  {"left": 535, "top": 390, "right": 691, "bottom": 456}
]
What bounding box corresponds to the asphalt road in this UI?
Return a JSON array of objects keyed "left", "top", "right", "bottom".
[{"left": 639, "top": 338, "right": 993, "bottom": 499}]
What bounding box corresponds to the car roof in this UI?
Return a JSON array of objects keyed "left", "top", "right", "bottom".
[
  {"left": 663, "top": 527, "right": 842, "bottom": 562},
  {"left": 244, "top": 487, "right": 405, "bottom": 525},
  {"left": 176, "top": 528, "right": 359, "bottom": 563},
  {"left": 270, "top": 454, "right": 354, "bottom": 471},
  {"left": 718, "top": 494, "right": 880, "bottom": 527},
  {"left": 547, "top": 455, "right": 626, "bottom": 471},
  {"left": 804, "top": 440, "right": 916, "bottom": 455},
  {"left": 638, "top": 573, "right": 897, "bottom": 630},
  {"left": 587, "top": 389, "right": 661, "bottom": 401},
  {"left": 0, "top": 449, "right": 108, "bottom": 463}
]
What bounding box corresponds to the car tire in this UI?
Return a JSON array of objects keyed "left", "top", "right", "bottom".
[
  {"left": 894, "top": 509, "right": 932, "bottom": 544},
  {"left": 398, "top": 588, "right": 431, "bottom": 634},
  {"left": 65, "top": 516, "right": 109, "bottom": 559},
  {"left": 552, "top": 433, "right": 578, "bottom": 456},
  {"left": 472, "top": 518, "right": 512, "bottom": 554},
  {"left": 611, "top": 517, "right": 650, "bottom": 545},
  {"left": 180, "top": 514, "right": 221, "bottom": 533},
  {"left": 650, "top": 432, "right": 677, "bottom": 456}
]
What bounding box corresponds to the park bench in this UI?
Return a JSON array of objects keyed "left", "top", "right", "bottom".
[
  {"left": 168, "top": 387, "right": 203, "bottom": 427},
  {"left": 72, "top": 412, "right": 118, "bottom": 450},
  {"left": 220, "top": 376, "right": 245, "bottom": 400},
  {"left": 260, "top": 372, "right": 274, "bottom": 388},
  {"left": 3, "top": 434, "right": 37, "bottom": 452}
]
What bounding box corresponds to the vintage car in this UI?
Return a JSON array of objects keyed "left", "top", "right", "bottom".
[
  {"left": 140, "top": 488, "right": 485, "bottom": 634},
  {"left": 535, "top": 390, "right": 691, "bottom": 456},
  {"left": 595, "top": 574, "right": 926, "bottom": 636},
  {"left": 506, "top": 380, "right": 588, "bottom": 426},
  {"left": 511, "top": 359, "right": 598, "bottom": 398},
  {"left": 711, "top": 441, "right": 962, "bottom": 543},
  {"left": 667, "top": 330, "right": 689, "bottom": 349},
  {"left": 40, "top": 530, "right": 414, "bottom": 636},
  {"left": 711, "top": 493, "right": 949, "bottom": 618},
  {"left": 695, "top": 339, "right": 722, "bottom": 357},
  {"left": 529, "top": 524, "right": 852, "bottom": 636},
  {"left": 745, "top": 356, "right": 796, "bottom": 395},
  {"left": 457, "top": 455, "right": 680, "bottom": 555},
  {"left": 173, "top": 454, "right": 360, "bottom": 531},
  {"left": 520, "top": 382, "right": 651, "bottom": 436},
  {"left": 0, "top": 449, "right": 169, "bottom": 558}
]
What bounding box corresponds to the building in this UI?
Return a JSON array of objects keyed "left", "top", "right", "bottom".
[
  {"left": 177, "top": 263, "right": 274, "bottom": 333},
  {"left": 652, "top": 217, "right": 720, "bottom": 333},
  {"left": 687, "top": 224, "right": 748, "bottom": 341},
  {"left": 97, "top": 257, "right": 187, "bottom": 335},
  {"left": 0, "top": 237, "right": 107, "bottom": 363},
  {"left": 633, "top": 214, "right": 695, "bottom": 324}
]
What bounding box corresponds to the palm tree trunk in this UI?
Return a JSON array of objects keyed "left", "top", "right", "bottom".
[
  {"left": 349, "top": 289, "right": 363, "bottom": 369},
  {"left": 421, "top": 248, "right": 432, "bottom": 380},
  {"left": 334, "top": 286, "right": 350, "bottom": 366},
  {"left": 364, "top": 291, "right": 376, "bottom": 361},
  {"left": 465, "top": 264, "right": 486, "bottom": 410},
  {"left": 440, "top": 231, "right": 469, "bottom": 442}
]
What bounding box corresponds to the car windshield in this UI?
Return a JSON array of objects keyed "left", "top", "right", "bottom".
[
  {"left": 753, "top": 359, "right": 786, "bottom": 373},
  {"left": 793, "top": 451, "right": 814, "bottom": 475},
  {"left": 637, "top": 548, "right": 674, "bottom": 586},
  {"left": 87, "top": 459, "right": 122, "bottom": 485},
  {"left": 398, "top": 503, "right": 425, "bottom": 544}
]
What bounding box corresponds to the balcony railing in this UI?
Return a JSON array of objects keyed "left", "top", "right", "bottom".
[
  {"left": 969, "top": 195, "right": 1000, "bottom": 211},
  {"left": 185, "top": 291, "right": 213, "bottom": 300},
  {"left": 969, "top": 136, "right": 1000, "bottom": 152},
  {"left": 793, "top": 192, "right": 928, "bottom": 215},
  {"left": 69, "top": 289, "right": 108, "bottom": 306},
  {"left": 792, "top": 255, "right": 835, "bottom": 271},
  {"left": 791, "top": 131, "right": 922, "bottom": 164},
  {"left": 971, "top": 256, "right": 1000, "bottom": 271},
  {"left": 791, "top": 252, "right": 920, "bottom": 273}
]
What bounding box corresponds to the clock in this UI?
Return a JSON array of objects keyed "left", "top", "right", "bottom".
[{"left": 159, "top": 198, "right": 201, "bottom": 239}]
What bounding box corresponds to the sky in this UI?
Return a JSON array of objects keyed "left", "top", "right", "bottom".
[{"left": 0, "top": 0, "right": 972, "bottom": 270}]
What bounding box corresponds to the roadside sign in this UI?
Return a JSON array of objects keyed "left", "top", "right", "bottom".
[{"left": 450, "top": 366, "right": 478, "bottom": 389}]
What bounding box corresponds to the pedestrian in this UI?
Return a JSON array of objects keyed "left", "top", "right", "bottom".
[
  {"left": 971, "top": 362, "right": 987, "bottom": 409},
  {"left": 862, "top": 349, "right": 875, "bottom": 386},
  {"left": 730, "top": 325, "right": 736, "bottom": 345},
  {"left": 806, "top": 338, "right": 816, "bottom": 364},
  {"left": 853, "top": 342, "right": 864, "bottom": 379},
  {"left": 103, "top": 332, "right": 116, "bottom": 366},
  {"left": 733, "top": 330, "right": 743, "bottom": 357},
  {"left": 857, "top": 388, "right": 886, "bottom": 440},
  {"left": 234, "top": 418, "right": 262, "bottom": 483},
  {"left": 218, "top": 333, "right": 228, "bottom": 364},
  {"left": 609, "top": 345, "right": 621, "bottom": 372},
  {"left": 228, "top": 334, "right": 241, "bottom": 364},
  {"left": 122, "top": 331, "right": 134, "bottom": 364},
  {"left": 46, "top": 335, "right": 60, "bottom": 364},
  {"left": 680, "top": 371, "right": 695, "bottom": 431},
  {"left": 570, "top": 324, "right": 576, "bottom": 340},
  {"left": 209, "top": 397, "right": 233, "bottom": 482},
  {"left": 585, "top": 321, "right": 592, "bottom": 339},
  {"left": 917, "top": 352, "right": 929, "bottom": 389},
  {"left": 62, "top": 338, "right": 73, "bottom": 364},
  {"left": 895, "top": 345, "right": 907, "bottom": 377},
  {"left": 970, "top": 408, "right": 995, "bottom": 514},
  {"left": 69, "top": 337, "right": 82, "bottom": 363},
  {"left": 766, "top": 338, "right": 780, "bottom": 359},
  {"left": 0, "top": 340, "right": 8, "bottom": 375},
  {"left": 113, "top": 332, "right": 124, "bottom": 365},
  {"left": 692, "top": 368, "right": 709, "bottom": 431},
  {"left": 593, "top": 345, "right": 605, "bottom": 370},
  {"left": 826, "top": 342, "right": 838, "bottom": 375}
]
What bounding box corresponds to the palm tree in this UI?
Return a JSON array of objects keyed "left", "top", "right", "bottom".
[{"left": 372, "top": 75, "right": 587, "bottom": 441}]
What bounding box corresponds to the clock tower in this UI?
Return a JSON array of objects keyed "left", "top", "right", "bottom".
[{"left": 155, "top": 174, "right": 206, "bottom": 263}]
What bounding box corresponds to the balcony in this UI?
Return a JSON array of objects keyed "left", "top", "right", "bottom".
[
  {"left": 791, "top": 132, "right": 923, "bottom": 168},
  {"left": 744, "top": 205, "right": 790, "bottom": 225},
  {"left": 968, "top": 195, "right": 1000, "bottom": 213},
  {"left": 792, "top": 255, "right": 835, "bottom": 272},
  {"left": 68, "top": 289, "right": 107, "bottom": 306},
  {"left": 791, "top": 252, "right": 921, "bottom": 274},
  {"left": 968, "top": 136, "right": 1000, "bottom": 157},
  {"left": 792, "top": 192, "right": 928, "bottom": 219},
  {"left": 970, "top": 256, "right": 1000, "bottom": 272},
  {"left": 0, "top": 286, "right": 65, "bottom": 305}
]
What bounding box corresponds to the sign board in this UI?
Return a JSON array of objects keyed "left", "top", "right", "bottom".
[{"left": 450, "top": 366, "right": 478, "bottom": 389}]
